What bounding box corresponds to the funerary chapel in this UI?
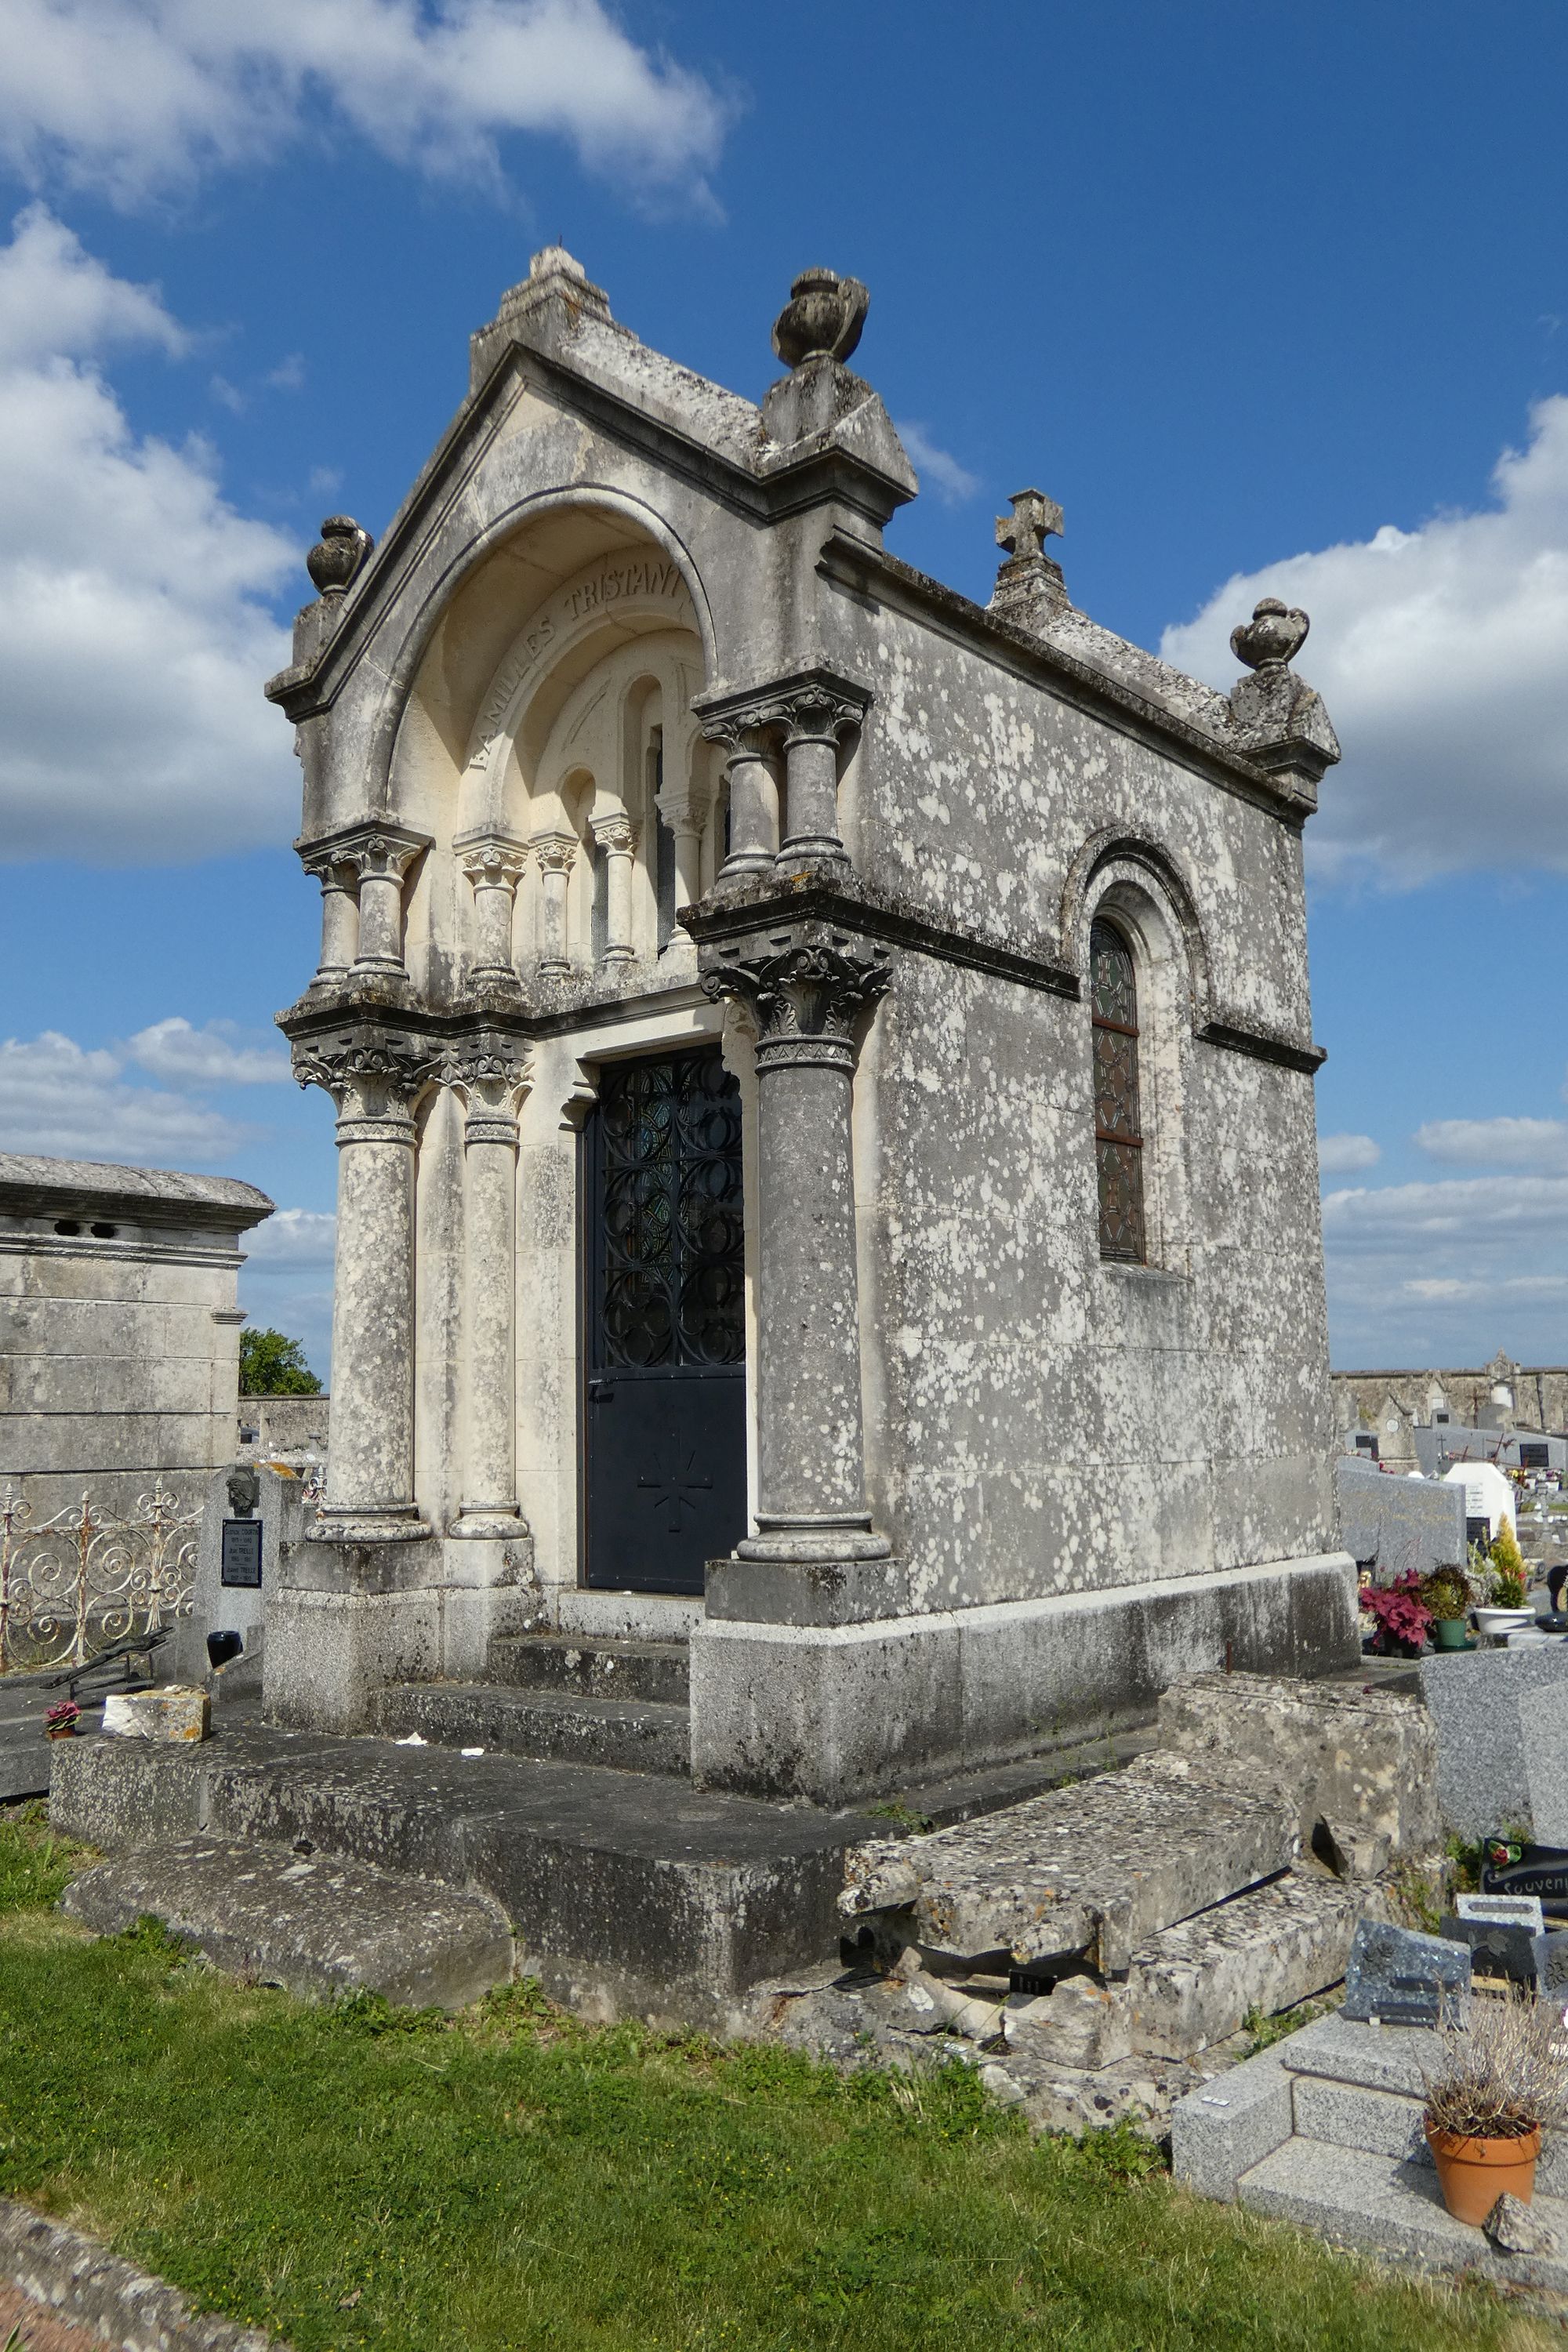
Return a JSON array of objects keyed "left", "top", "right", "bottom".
[{"left": 263, "top": 249, "right": 1352, "bottom": 1803}]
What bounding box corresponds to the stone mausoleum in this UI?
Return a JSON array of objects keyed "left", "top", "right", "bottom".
[{"left": 265, "top": 250, "right": 1356, "bottom": 1802}]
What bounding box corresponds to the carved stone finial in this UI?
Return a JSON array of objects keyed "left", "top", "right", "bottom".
[
  {"left": 1231, "top": 597, "right": 1309, "bottom": 673},
  {"left": 771, "top": 269, "right": 870, "bottom": 370},
  {"left": 307, "top": 516, "right": 374, "bottom": 597},
  {"left": 995, "top": 488, "right": 1063, "bottom": 564}
]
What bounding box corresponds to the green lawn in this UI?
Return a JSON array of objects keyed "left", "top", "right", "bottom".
[{"left": 0, "top": 1812, "right": 1552, "bottom": 2352}]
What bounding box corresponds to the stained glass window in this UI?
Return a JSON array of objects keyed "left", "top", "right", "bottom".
[{"left": 1091, "top": 919, "right": 1146, "bottom": 1264}]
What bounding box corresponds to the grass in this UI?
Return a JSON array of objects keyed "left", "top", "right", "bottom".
[{"left": 0, "top": 1811, "right": 1557, "bottom": 2352}]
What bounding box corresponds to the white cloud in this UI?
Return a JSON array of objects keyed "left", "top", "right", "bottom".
[
  {"left": 1317, "top": 1132, "right": 1381, "bottom": 1174},
  {"left": 895, "top": 421, "right": 979, "bottom": 507},
  {"left": 0, "top": 1028, "right": 247, "bottom": 1160},
  {"left": 1161, "top": 397, "right": 1568, "bottom": 886},
  {"left": 0, "top": 0, "right": 730, "bottom": 209},
  {"left": 1416, "top": 1116, "right": 1568, "bottom": 1169},
  {"left": 0, "top": 205, "right": 296, "bottom": 863},
  {"left": 125, "top": 1016, "right": 292, "bottom": 1086},
  {"left": 243, "top": 1206, "right": 336, "bottom": 1262},
  {"left": 1321, "top": 1171, "right": 1568, "bottom": 1365}
]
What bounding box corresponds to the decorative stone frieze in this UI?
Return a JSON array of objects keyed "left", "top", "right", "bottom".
[
  {"left": 445, "top": 1034, "right": 532, "bottom": 1537},
  {"left": 588, "top": 813, "right": 639, "bottom": 964},
  {"left": 702, "top": 921, "right": 894, "bottom": 1570},
  {"left": 292, "top": 1025, "right": 441, "bottom": 1544}
]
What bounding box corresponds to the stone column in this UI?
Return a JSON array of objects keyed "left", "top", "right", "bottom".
[
  {"left": 447, "top": 1036, "right": 532, "bottom": 1537},
  {"left": 657, "top": 793, "right": 705, "bottom": 931},
  {"left": 300, "top": 850, "right": 359, "bottom": 986},
  {"left": 346, "top": 829, "right": 427, "bottom": 977},
  {"left": 702, "top": 924, "right": 895, "bottom": 1577},
  {"left": 590, "top": 814, "right": 638, "bottom": 964},
  {"left": 532, "top": 831, "right": 577, "bottom": 976},
  {"left": 292, "top": 1029, "right": 438, "bottom": 1541},
  {"left": 457, "top": 835, "right": 528, "bottom": 983},
  {"left": 705, "top": 720, "right": 779, "bottom": 886},
  {"left": 778, "top": 684, "right": 864, "bottom": 871}
]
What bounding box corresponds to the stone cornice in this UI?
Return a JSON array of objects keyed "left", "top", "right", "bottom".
[{"left": 815, "top": 530, "right": 1325, "bottom": 827}]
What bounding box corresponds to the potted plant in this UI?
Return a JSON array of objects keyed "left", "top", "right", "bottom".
[
  {"left": 1422, "top": 1991, "right": 1567, "bottom": 2225},
  {"left": 1421, "top": 1567, "right": 1474, "bottom": 1651},
  {"left": 43, "top": 1699, "right": 80, "bottom": 1741},
  {"left": 1363, "top": 1571, "right": 1433, "bottom": 1657},
  {"left": 1473, "top": 1528, "right": 1535, "bottom": 1639}
]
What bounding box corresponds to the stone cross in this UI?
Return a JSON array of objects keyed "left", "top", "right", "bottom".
[{"left": 996, "top": 488, "right": 1064, "bottom": 562}]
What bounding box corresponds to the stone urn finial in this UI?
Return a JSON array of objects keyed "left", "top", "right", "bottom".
[
  {"left": 771, "top": 268, "right": 870, "bottom": 369},
  {"left": 1231, "top": 596, "right": 1309, "bottom": 672},
  {"left": 307, "top": 515, "right": 375, "bottom": 597}
]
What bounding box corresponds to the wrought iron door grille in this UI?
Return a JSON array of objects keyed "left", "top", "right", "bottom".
[
  {"left": 1091, "top": 919, "right": 1147, "bottom": 1263},
  {"left": 597, "top": 1049, "right": 745, "bottom": 1368}
]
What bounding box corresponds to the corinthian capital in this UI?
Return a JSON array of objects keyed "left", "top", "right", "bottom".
[
  {"left": 292, "top": 1024, "right": 442, "bottom": 1125},
  {"left": 700, "top": 920, "right": 893, "bottom": 1070},
  {"left": 456, "top": 833, "right": 530, "bottom": 892},
  {"left": 692, "top": 664, "right": 870, "bottom": 750},
  {"left": 445, "top": 1033, "right": 533, "bottom": 1137}
]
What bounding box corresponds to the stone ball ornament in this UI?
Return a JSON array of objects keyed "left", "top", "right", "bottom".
[
  {"left": 307, "top": 514, "right": 375, "bottom": 597},
  {"left": 771, "top": 268, "right": 870, "bottom": 369},
  {"left": 1231, "top": 596, "right": 1310, "bottom": 672}
]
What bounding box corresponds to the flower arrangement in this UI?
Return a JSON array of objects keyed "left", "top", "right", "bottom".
[
  {"left": 1422, "top": 1991, "right": 1568, "bottom": 2223},
  {"left": 1363, "top": 1571, "right": 1433, "bottom": 1655},
  {"left": 1486, "top": 1522, "right": 1530, "bottom": 1611},
  {"left": 43, "top": 1699, "right": 80, "bottom": 1740}
]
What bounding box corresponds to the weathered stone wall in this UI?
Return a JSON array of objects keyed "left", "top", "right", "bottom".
[{"left": 0, "top": 1157, "right": 273, "bottom": 1519}]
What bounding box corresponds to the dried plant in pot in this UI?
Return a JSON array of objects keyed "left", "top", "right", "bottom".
[{"left": 1421, "top": 1993, "right": 1568, "bottom": 2225}]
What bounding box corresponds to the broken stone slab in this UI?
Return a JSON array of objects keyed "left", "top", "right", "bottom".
[
  {"left": 838, "top": 1751, "right": 1299, "bottom": 1973},
  {"left": 1157, "top": 1671, "right": 1439, "bottom": 1866},
  {"left": 100, "top": 1686, "right": 210, "bottom": 1742},
  {"left": 60, "top": 1835, "right": 514, "bottom": 2009},
  {"left": 1486, "top": 2190, "right": 1559, "bottom": 2256}
]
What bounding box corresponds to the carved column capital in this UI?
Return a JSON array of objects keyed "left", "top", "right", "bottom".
[
  {"left": 456, "top": 833, "right": 530, "bottom": 891},
  {"left": 532, "top": 829, "right": 579, "bottom": 875},
  {"left": 589, "top": 812, "right": 639, "bottom": 856},
  {"left": 701, "top": 924, "right": 894, "bottom": 1073},
  {"left": 777, "top": 680, "right": 867, "bottom": 751},
  {"left": 300, "top": 819, "right": 430, "bottom": 886},
  {"left": 694, "top": 666, "right": 870, "bottom": 748},
  {"left": 444, "top": 1033, "right": 534, "bottom": 1142},
  {"left": 292, "top": 1025, "right": 442, "bottom": 1135}
]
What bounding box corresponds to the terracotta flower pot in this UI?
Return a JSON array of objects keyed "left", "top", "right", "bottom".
[
  {"left": 44, "top": 1726, "right": 77, "bottom": 1741},
  {"left": 1425, "top": 2117, "right": 1541, "bottom": 2224}
]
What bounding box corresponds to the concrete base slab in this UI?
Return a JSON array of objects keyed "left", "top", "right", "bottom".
[
  {"left": 372, "top": 1682, "right": 691, "bottom": 1775},
  {"left": 61, "top": 1835, "right": 514, "bottom": 2009},
  {"left": 1238, "top": 2137, "right": 1568, "bottom": 2290},
  {"left": 49, "top": 1724, "right": 884, "bottom": 2032},
  {"left": 691, "top": 1552, "right": 1359, "bottom": 1804}
]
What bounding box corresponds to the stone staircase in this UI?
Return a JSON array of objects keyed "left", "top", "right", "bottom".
[{"left": 1174, "top": 2012, "right": 1568, "bottom": 2290}]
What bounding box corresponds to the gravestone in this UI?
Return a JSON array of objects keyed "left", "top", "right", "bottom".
[
  {"left": 1480, "top": 1838, "right": 1568, "bottom": 1919},
  {"left": 1519, "top": 1682, "right": 1568, "bottom": 1846},
  {"left": 172, "top": 1462, "right": 314, "bottom": 1699},
  {"left": 1439, "top": 1912, "right": 1538, "bottom": 1987},
  {"left": 1341, "top": 1919, "right": 1471, "bottom": 2027},
  {"left": 1419, "top": 1645, "right": 1568, "bottom": 1837}
]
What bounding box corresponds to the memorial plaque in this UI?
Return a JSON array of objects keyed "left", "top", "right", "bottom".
[
  {"left": 220, "top": 1517, "right": 263, "bottom": 1589},
  {"left": 1534, "top": 1929, "right": 1568, "bottom": 1996},
  {"left": 1342, "top": 1918, "right": 1471, "bottom": 2027},
  {"left": 1457, "top": 1890, "right": 1547, "bottom": 1934},
  {"left": 1440, "top": 1912, "right": 1539, "bottom": 1987},
  {"left": 1481, "top": 1838, "right": 1568, "bottom": 1919}
]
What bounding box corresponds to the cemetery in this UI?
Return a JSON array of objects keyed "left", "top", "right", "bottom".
[{"left": 5, "top": 247, "right": 1568, "bottom": 2346}]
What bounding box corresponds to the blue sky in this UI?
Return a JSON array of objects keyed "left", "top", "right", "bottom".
[{"left": 1, "top": 1, "right": 1566, "bottom": 1378}]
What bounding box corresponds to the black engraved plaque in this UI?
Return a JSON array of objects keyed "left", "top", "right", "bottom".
[{"left": 220, "top": 1518, "right": 263, "bottom": 1589}]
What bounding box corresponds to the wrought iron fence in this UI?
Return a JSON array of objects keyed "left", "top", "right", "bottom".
[{"left": 0, "top": 1484, "right": 198, "bottom": 1674}]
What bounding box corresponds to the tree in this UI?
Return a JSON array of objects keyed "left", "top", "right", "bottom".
[{"left": 239, "top": 1327, "right": 323, "bottom": 1396}]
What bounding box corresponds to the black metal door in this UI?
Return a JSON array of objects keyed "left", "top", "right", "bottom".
[{"left": 583, "top": 1046, "right": 746, "bottom": 1594}]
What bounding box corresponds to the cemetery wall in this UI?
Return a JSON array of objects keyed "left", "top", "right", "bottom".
[{"left": 0, "top": 1156, "right": 274, "bottom": 1519}]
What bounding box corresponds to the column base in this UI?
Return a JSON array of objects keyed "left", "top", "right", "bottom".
[
  {"left": 708, "top": 1552, "right": 908, "bottom": 1627},
  {"left": 308, "top": 1506, "right": 430, "bottom": 1544},
  {"left": 738, "top": 1514, "right": 891, "bottom": 1566},
  {"left": 775, "top": 843, "right": 850, "bottom": 878},
  {"left": 449, "top": 1508, "right": 531, "bottom": 1541}
]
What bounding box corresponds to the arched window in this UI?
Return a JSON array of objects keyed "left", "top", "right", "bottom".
[{"left": 1091, "top": 919, "right": 1146, "bottom": 1263}]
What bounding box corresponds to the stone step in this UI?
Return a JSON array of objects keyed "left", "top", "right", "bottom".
[
  {"left": 374, "top": 1682, "right": 690, "bottom": 1776},
  {"left": 60, "top": 1832, "right": 514, "bottom": 2009},
  {"left": 49, "top": 1725, "right": 882, "bottom": 2031},
  {"left": 1003, "top": 1869, "right": 1364, "bottom": 2070},
  {"left": 487, "top": 1632, "right": 691, "bottom": 1707},
  {"left": 1237, "top": 2136, "right": 1568, "bottom": 2290},
  {"left": 840, "top": 1751, "right": 1300, "bottom": 1973}
]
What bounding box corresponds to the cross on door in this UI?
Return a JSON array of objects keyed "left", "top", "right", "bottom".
[
  {"left": 995, "top": 487, "right": 1064, "bottom": 561},
  {"left": 637, "top": 1443, "right": 715, "bottom": 1535}
]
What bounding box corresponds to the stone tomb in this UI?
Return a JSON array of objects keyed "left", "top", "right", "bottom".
[
  {"left": 173, "top": 1464, "right": 316, "bottom": 1698},
  {"left": 260, "top": 247, "right": 1356, "bottom": 1802}
]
